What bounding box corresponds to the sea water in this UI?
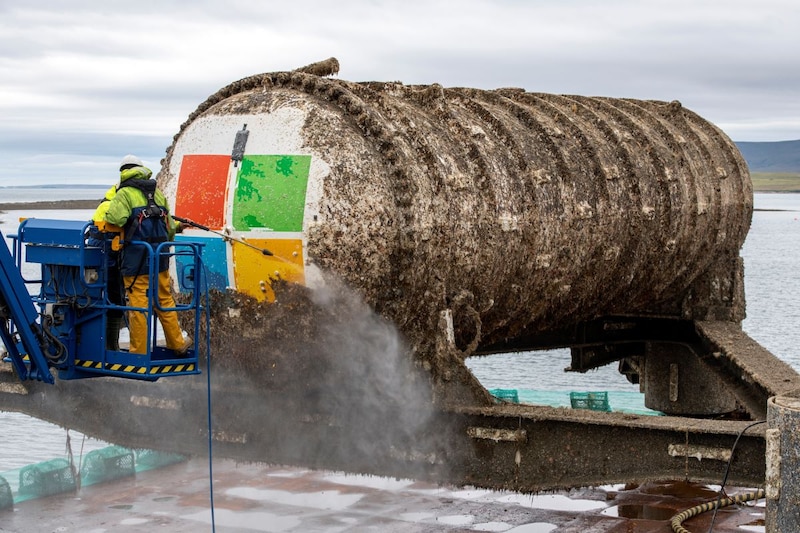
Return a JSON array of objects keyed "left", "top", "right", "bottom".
[{"left": 1, "top": 192, "right": 799, "bottom": 470}]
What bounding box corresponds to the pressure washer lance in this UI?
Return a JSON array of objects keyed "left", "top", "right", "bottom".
[{"left": 172, "top": 215, "right": 273, "bottom": 256}]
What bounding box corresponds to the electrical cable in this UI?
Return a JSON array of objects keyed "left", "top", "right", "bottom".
[
  {"left": 198, "top": 252, "right": 216, "bottom": 533},
  {"left": 670, "top": 488, "right": 765, "bottom": 533},
  {"left": 706, "top": 419, "right": 767, "bottom": 532},
  {"left": 668, "top": 419, "right": 767, "bottom": 533}
]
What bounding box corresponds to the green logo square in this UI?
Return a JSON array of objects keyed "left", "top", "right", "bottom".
[{"left": 232, "top": 155, "right": 311, "bottom": 232}]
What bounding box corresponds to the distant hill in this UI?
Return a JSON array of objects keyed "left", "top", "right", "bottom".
[{"left": 735, "top": 139, "right": 800, "bottom": 173}]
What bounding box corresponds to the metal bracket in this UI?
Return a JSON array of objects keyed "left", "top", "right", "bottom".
[{"left": 231, "top": 124, "right": 249, "bottom": 167}]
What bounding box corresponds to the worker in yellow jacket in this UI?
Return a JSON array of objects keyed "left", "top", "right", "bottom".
[{"left": 104, "top": 155, "right": 191, "bottom": 356}]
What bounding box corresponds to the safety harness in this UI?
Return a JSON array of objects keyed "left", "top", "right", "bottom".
[{"left": 117, "top": 178, "right": 170, "bottom": 291}]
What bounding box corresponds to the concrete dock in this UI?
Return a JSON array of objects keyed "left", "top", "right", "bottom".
[{"left": 1, "top": 458, "right": 765, "bottom": 532}]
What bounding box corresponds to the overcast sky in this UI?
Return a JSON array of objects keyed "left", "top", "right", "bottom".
[{"left": 1, "top": 0, "right": 798, "bottom": 186}]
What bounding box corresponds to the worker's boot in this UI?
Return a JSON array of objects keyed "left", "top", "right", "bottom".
[
  {"left": 175, "top": 336, "right": 193, "bottom": 357},
  {"left": 106, "top": 316, "right": 122, "bottom": 351}
]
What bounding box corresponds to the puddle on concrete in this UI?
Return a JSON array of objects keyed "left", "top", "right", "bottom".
[
  {"left": 496, "top": 493, "right": 606, "bottom": 512},
  {"left": 436, "top": 513, "right": 474, "bottom": 526},
  {"left": 637, "top": 480, "right": 719, "bottom": 499},
  {"left": 321, "top": 472, "right": 415, "bottom": 491},
  {"left": 119, "top": 518, "right": 149, "bottom": 526},
  {"left": 181, "top": 508, "right": 302, "bottom": 532},
  {"left": 447, "top": 488, "right": 495, "bottom": 500},
  {"left": 108, "top": 504, "right": 133, "bottom": 510},
  {"left": 226, "top": 486, "right": 364, "bottom": 511},
  {"left": 473, "top": 521, "right": 513, "bottom": 532},
  {"left": 505, "top": 523, "right": 557, "bottom": 533},
  {"left": 399, "top": 511, "right": 436, "bottom": 522},
  {"left": 267, "top": 469, "right": 311, "bottom": 478},
  {"left": 602, "top": 503, "right": 675, "bottom": 520}
]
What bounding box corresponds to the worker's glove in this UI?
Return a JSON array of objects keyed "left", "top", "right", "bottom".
[{"left": 175, "top": 222, "right": 184, "bottom": 234}]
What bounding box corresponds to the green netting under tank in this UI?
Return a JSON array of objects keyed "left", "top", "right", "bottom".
[
  {"left": 18, "top": 458, "right": 76, "bottom": 499},
  {"left": 0, "top": 475, "right": 12, "bottom": 510},
  {"left": 80, "top": 446, "right": 135, "bottom": 486},
  {"left": 4, "top": 447, "right": 189, "bottom": 505},
  {"left": 133, "top": 448, "right": 187, "bottom": 472}
]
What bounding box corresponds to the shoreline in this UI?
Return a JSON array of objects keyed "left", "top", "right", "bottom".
[{"left": 0, "top": 199, "right": 98, "bottom": 213}]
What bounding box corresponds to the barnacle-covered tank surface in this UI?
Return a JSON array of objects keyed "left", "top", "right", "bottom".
[{"left": 159, "top": 58, "right": 751, "bottom": 374}]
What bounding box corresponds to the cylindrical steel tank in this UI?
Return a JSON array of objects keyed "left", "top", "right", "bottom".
[{"left": 159, "top": 60, "right": 752, "bottom": 357}]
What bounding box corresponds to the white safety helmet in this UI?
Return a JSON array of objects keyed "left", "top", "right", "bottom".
[{"left": 119, "top": 154, "right": 143, "bottom": 171}]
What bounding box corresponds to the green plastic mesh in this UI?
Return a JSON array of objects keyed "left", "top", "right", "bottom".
[
  {"left": 489, "top": 388, "right": 519, "bottom": 404},
  {"left": 133, "top": 449, "right": 187, "bottom": 472},
  {"left": 80, "top": 446, "right": 135, "bottom": 486},
  {"left": 18, "top": 458, "right": 76, "bottom": 498},
  {"left": 570, "top": 391, "right": 611, "bottom": 412},
  {"left": 0, "top": 475, "right": 13, "bottom": 510}
]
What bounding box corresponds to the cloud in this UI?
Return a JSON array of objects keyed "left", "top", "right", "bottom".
[{"left": 0, "top": 0, "right": 798, "bottom": 185}]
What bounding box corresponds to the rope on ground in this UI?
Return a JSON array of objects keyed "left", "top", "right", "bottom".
[{"left": 670, "top": 488, "right": 765, "bottom": 533}]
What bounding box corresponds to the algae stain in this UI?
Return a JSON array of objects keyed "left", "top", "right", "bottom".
[
  {"left": 236, "top": 176, "right": 263, "bottom": 203},
  {"left": 275, "top": 156, "right": 296, "bottom": 177}
]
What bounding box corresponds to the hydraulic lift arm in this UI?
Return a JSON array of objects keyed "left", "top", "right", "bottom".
[{"left": 0, "top": 227, "right": 57, "bottom": 383}]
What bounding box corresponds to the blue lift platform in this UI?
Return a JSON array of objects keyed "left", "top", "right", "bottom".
[{"left": 0, "top": 218, "right": 205, "bottom": 384}]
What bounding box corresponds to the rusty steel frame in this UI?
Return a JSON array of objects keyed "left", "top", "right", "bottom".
[{"left": 0, "top": 367, "right": 766, "bottom": 492}]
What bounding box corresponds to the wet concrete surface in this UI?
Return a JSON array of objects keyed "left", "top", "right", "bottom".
[{"left": 1, "top": 458, "right": 765, "bottom": 532}]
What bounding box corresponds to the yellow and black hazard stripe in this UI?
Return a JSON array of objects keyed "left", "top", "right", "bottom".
[
  {"left": 146, "top": 363, "right": 197, "bottom": 375},
  {"left": 75, "top": 359, "right": 196, "bottom": 375}
]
